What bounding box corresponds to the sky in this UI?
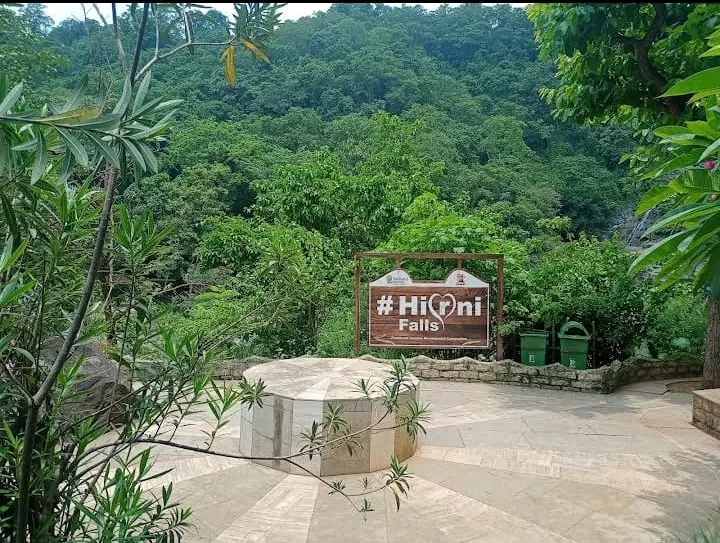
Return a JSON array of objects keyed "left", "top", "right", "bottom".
[{"left": 43, "top": 3, "right": 527, "bottom": 25}]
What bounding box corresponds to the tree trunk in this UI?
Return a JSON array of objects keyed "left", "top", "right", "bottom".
[{"left": 704, "top": 297, "right": 720, "bottom": 389}]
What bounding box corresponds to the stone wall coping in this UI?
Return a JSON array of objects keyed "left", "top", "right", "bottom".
[
  {"left": 215, "top": 354, "right": 703, "bottom": 395},
  {"left": 692, "top": 387, "right": 720, "bottom": 441},
  {"left": 694, "top": 388, "right": 720, "bottom": 402}
]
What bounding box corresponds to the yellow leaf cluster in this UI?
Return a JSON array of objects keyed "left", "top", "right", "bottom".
[{"left": 220, "top": 47, "right": 236, "bottom": 87}]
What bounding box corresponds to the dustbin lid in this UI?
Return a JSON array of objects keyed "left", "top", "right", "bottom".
[
  {"left": 558, "top": 320, "right": 590, "bottom": 339},
  {"left": 519, "top": 330, "right": 548, "bottom": 337}
]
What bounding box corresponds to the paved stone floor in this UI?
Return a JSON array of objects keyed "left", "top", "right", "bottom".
[{"left": 147, "top": 379, "right": 720, "bottom": 542}]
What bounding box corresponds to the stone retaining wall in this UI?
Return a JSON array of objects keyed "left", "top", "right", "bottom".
[
  {"left": 216, "top": 356, "right": 273, "bottom": 380},
  {"left": 693, "top": 389, "right": 720, "bottom": 439},
  {"left": 215, "top": 354, "right": 703, "bottom": 394}
]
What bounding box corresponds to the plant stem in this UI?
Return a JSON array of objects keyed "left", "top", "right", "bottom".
[
  {"left": 16, "top": 166, "right": 119, "bottom": 542},
  {"left": 129, "top": 3, "right": 150, "bottom": 82},
  {"left": 1, "top": 361, "right": 32, "bottom": 403},
  {"left": 33, "top": 167, "right": 118, "bottom": 404},
  {"left": 110, "top": 3, "right": 128, "bottom": 74},
  {"left": 15, "top": 403, "right": 37, "bottom": 543}
]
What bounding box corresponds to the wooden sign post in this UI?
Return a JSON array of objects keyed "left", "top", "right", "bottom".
[{"left": 354, "top": 253, "right": 504, "bottom": 358}]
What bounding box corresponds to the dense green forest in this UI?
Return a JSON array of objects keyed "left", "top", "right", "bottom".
[
  {"left": 26, "top": 2, "right": 705, "bottom": 363},
  {"left": 4, "top": 2, "right": 710, "bottom": 363},
  {"left": 4, "top": 3, "right": 720, "bottom": 540}
]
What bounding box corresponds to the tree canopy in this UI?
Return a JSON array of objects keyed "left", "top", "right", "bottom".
[{"left": 529, "top": 3, "right": 720, "bottom": 123}]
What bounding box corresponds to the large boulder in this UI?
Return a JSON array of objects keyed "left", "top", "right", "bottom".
[{"left": 41, "top": 339, "right": 131, "bottom": 425}]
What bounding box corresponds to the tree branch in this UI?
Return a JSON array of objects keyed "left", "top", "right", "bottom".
[
  {"left": 615, "top": 3, "right": 669, "bottom": 93},
  {"left": 110, "top": 3, "right": 129, "bottom": 74},
  {"left": 33, "top": 166, "right": 119, "bottom": 406},
  {"left": 133, "top": 439, "right": 366, "bottom": 513},
  {"left": 1, "top": 359, "right": 32, "bottom": 403},
  {"left": 93, "top": 3, "right": 128, "bottom": 74},
  {"left": 17, "top": 165, "right": 119, "bottom": 541},
  {"left": 644, "top": 3, "right": 667, "bottom": 46},
  {"left": 129, "top": 3, "right": 150, "bottom": 83},
  {"left": 153, "top": 4, "right": 160, "bottom": 59},
  {"left": 134, "top": 39, "right": 233, "bottom": 85}
]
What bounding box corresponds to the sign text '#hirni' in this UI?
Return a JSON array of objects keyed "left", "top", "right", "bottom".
[
  {"left": 396, "top": 295, "right": 483, "bottom": 316},
  {"left": 368, "top": 268, "right": 490, "bottom": 349}
]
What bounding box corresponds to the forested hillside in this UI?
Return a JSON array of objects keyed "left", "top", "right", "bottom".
[
  {"left": 18, "top": 3, "right": 704, "bottom": 361},
  {"left": 5, "top": 4, "right": 720, "bottom": 540},
  {"left": 46, "top": 3, "right": 634, "bottom": 242}
]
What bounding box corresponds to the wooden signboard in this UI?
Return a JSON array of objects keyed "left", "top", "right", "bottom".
[{"left": 368, "top": 269, "right": 490, "bottom": 349}]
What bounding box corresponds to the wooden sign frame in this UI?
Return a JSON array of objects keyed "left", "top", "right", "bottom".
[{"left": 354, "top": 252, "right": 504, "bottom": 359}]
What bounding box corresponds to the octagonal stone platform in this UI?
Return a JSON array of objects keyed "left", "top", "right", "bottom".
[{"left": 240, "top": 357, "right": 419, "bottom": 476}]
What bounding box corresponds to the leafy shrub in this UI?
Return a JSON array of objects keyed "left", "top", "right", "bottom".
[
  {"left": 527, "top": 236, "right": 648, "bottom": 364},
  {"left": 199, "top": 218, "right": 350, "bottom": 357},
  {"left": 645, "top": 286, "right": 707, "bottom": 358},
  {"left": 316, "top": 301, "right": 356, "bottom": 357}
]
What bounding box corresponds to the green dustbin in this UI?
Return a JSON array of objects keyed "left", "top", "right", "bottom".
[
  {"left": 519, "top": 331, "right": 548, "bottom": 366},
  {"left": 558, "top": 321, "right": 591, "bottom": 370}
]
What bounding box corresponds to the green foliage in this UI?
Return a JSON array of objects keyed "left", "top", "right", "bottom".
[
  {"left": 123, "top": 164, "right": 232, "bottom": 280},
  {"left": 549, "top": 156, "right": 632, "bottom": 234},
  {"left": 645, "top": 286, "right": 708, "bottom": 358},
  {"left": 316, "top": 300, "right": 356, "bottom": 358},
  {"left": 528, "top": 237, "right": 648, "bottom": 362},
  {"left": 528, "top": 3, "right": 720, "bottom": 123},
  {"left": 0, "top": 5, "right": 294, "bottom": 541},
  {"left": 252, "top": 113, "right": 441, "bottom": 251},
  {"left": 629, "top": 30, "right": 720, "bottom": 300},
  {"left": 0, "top": 5, "right": 62, "bottom": 85},
  {"left": 197, "top": 218, "right": 348, "bottom": 356}
]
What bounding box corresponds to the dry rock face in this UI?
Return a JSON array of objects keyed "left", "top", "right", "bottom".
[{"left": 41, "top": 339, "right": 131, "bottom": 424}]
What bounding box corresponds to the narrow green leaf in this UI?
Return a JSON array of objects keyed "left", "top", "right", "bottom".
[
  {"left": 662, "top": 67, "right": 720, "bottom": 97},
  {"left": 688, "top": 207, "right": 720, "bottom": 252},
  {"left": 59, "top": 151, "right": 75, "bottom": 181},
  {"left": 0, "top": 277, "right": 36, "bottom": 307},
  {"left": 641, "top": 149, "right": 702, "bottom": 180},
  {"left": 44, "top": 106, "right": 103, "bottom": 124},
  {"left": 61, "top": 113, "right": 122, "bottom": 132},
  {"left": 31, "top": 131, "right": 46, "bottom": 183},
  {"left": 11, "top": 138, "right": 38, "bottom": 152},
  {"left": 688, "top": 89, "right": 719, "bottom": 104},
  {"left": 86, "top": 133, "right": 120, "bottom": 169},
  {"left": 0, "top": 83, "right": 23, "bottom": 115},
  {"left": 686, "top": 120, "right": 720, "bottom": 140},
  {"left": 700, "top": 137, "right": 720, "bottom": 161},
  {"left": 62, "top": 74, "right": 89, "bottom": 112},
  {"left": 130, "top": 115, "right": 173, "bottom": 140},
  {"left": 133, "top": 71, "right": 152, "bottom": 115},
  {"left": 700, "top": 44, "right": 720, "bottom": 58},
  {"left": 0, "top": 192, "right": 19, "bottom": 243},
  {"left": 131, "top": 98, "right": 183, "bottom": 122},
  {"left": 0, "top": 334, "right": 11, "bottom": 354},
  {"left": 708, "top": 28, "right": 720, "bottom": 47},
  {"left": 56, "top": 127, "right": 89, "bottom": 166},
  {"left": 644, "top": 202, "right": 718, "bottom": 236},
  {"left": 699, "top": 248, "right": 720, "bottom": 297},
  {"left": 629, "top": 230, "right": 692, "bottom": 275},
  {"left": 113, "top": 75, "right": 133, "bottom": 116},
  {"left": 0, "top": 237, "right": 20, "bottom": 271}
]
